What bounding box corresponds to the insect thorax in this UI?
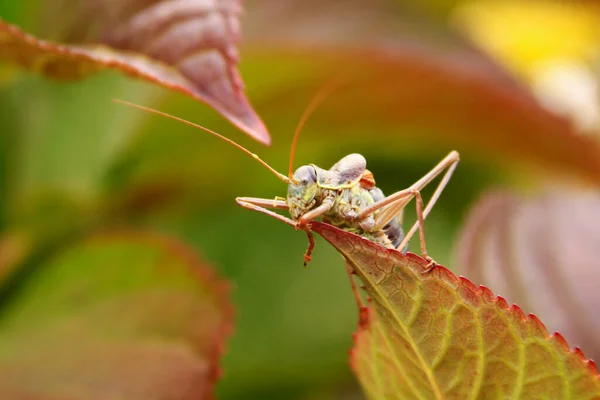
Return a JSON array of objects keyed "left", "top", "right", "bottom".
[
  {"left": 288, "top": 162, "right": 405, "bottom": 251},
  {"left": 325, "top": 185, "right": 405, "bottom": 251}
]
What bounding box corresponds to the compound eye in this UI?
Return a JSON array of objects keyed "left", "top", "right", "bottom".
[{"left": 293, "top": 166, "right": 316, "bottom": 186}]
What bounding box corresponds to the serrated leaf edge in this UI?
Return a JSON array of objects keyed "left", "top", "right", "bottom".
[{"left": 311, "top": 222, "right": 600, "bottom": 390}]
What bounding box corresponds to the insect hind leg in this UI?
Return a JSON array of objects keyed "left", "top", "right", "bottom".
[
  {"left": 403, "top": 190, "right": 438, "bottom": 273},
  {"left": 395, "top": 157, "right": 459, "bottom": 273},
  {"left": 363, "top": 152, "right": 458, "bottom": 273},
  {"left": 344, "top": 261, "right": 369, "bottom": 326}
]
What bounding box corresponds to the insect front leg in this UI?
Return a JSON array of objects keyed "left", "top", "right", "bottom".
[
  {"left": 235, "top": 197, "right": 294, "bottom": 227},
  {"left": 304, "top": 230, "right": 316, "bottom": 268},
  {"left": 295, "top": 194, "right": 335, "bottom": 228}
]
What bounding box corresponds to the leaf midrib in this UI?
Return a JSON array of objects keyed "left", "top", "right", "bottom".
[{"left": 353, "top": 256, "right": 444, "bottom": 400}]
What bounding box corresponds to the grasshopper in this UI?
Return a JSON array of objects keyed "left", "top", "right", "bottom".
[{"left": 114, "top": 93, "right": 458, "bottom": 308}]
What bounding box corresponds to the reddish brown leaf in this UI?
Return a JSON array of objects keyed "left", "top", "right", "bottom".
[
  {"left": 240, "top": 0, "right": 600, "bottom": 184},
  {"left": 0, "top": 2, "right": 269, "bottom": 143},
  {"left": 0, "top": 231, "right": 233, "bottom": 400},
  {"left": 455, "top": 188, "right": 600, "bottom": 363},
  {"left": 312, "top": 221, "right": 600, "bottom": 399}
]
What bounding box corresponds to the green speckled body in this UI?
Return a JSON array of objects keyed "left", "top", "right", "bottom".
[
  {"left": 323, "top": 186, "right": 392, "bottom": 246},
  {"left": 321, "top": 185, "right": 375, "bottom": 231},
  {"left": 287, "top": 154, "right": 404, "bottom": 250}
]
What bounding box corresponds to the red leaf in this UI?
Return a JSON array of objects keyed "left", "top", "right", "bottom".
[
  {"left": 0, "top": 1, "right": 269, "bottom": 143},
  {"left": 312, "top": 221, "right": 600, "bottom": 399},
  {"left": 455, "top": 188, "right": 600, "bottom": 363},
  {"left": 241, "top": 0, "right": 600, "bottom": 183}
]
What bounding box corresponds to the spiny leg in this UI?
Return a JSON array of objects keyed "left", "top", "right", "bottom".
[
  {"left": 345, "top": 263, "right": 365, "bottom": 308},
  {"left": 356, "top": 152, "right": 459, "bottom": 272},
  {"left": 396, "top": 157, "right": 458, "bottom": 253},
  {"left": 236, "top": 197, "right": 295, "bottom": 227},
  {"left": 370, "top": 188, "right": 426, "bottom": 254},
  {"left": 238, "top": 196, "right": 333, "bottom": 229},
  {"left": 304, "top": 230, "right": 316, "bottom": 267},
  {"left": 344, "top": 260, "right": 369, "bottom": 326},
  {"left": 401, "top": 190, "right": 438, "bottom": 274},
  {"left": 360, "top": 150, "right": 459, "bottom": 231},
  {"left": 356, "top": 150, "right": 459, "bottom": 222},
  {"left": 236, "top": 196, "right": 289, "bottom": 210},
  {"left": 371, "top": 190, "right": 413, "bottom": 232},
  {"left": 396, "top": 158, "right": 459, "bottom": 272},
  {"left": 293, "top": 200, "right": 335, "bottom": 265}
]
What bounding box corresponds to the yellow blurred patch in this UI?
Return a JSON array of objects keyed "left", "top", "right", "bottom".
[{"left": 452, "top": 1, "right": 600, "bottom": 77}]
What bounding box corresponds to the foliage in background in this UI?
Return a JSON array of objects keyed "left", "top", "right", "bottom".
[
  {"left": 0, "top": 233, "right": 232, "bottom": 399},
  {"left": 1, "top": 0, "right": 600, "bottom": 399},
  {"left": 0, "top": 1, "right": 268, "bottom": 143}
]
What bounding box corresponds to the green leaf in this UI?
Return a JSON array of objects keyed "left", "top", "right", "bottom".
[
  {"left": 0, "top": 232, "right": 233, "bottom": 400},
  {"left": 312, "top": 222, "right": 600, "bottom": 399}
]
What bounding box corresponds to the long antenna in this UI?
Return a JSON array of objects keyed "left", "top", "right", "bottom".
[
  {"left": 113, "top": 99, "right": 290, "bottom": 184},
  {"left": 288, "top": 78, "right": 344, "bottom": 180}
]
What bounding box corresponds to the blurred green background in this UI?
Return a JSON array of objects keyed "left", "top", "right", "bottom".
[{"left": 2, "top": 0, "right": 600, "bottom": 399}]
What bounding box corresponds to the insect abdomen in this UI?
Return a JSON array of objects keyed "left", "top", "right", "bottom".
[
  {"left": 369, "top": 187, "right": 405, "bottom": 251},
  {"left": 383, "top": 216, "right": 404, "bottom": 250}
]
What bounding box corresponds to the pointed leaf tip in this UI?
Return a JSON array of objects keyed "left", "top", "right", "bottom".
[
  {"left": 0, "top": 1, "right": 270, "bottom": 143},
  {"left": 311, "top": 221, "right": 600, "bottom": 399}
]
